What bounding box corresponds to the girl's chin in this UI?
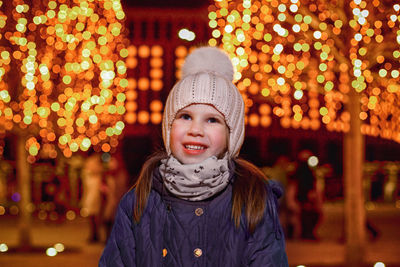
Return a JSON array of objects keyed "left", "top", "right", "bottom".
[
  {"left": 181, "top": 157, "right": 207, "bottom": 165},
  {"left": 175, "top": 153, "right": 209, "bottom": 165},
  {"left": 173, "top": 149, "right": 227, "bottom": 164}
]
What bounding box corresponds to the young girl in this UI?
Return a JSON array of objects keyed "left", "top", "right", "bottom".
[{"left": 99, "top": 47, "right": 289, "bottom": 266}]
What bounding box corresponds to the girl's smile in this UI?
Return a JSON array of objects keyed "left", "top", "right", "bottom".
[
  {"left": 170, "top": 104, "right": 229, "bottom": 164},
  {"left": 182, "top": 142, "right": 208, "bottom": 155}
]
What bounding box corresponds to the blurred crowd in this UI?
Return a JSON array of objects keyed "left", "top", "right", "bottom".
[
  {"left": 262, "top": 149, "right": 388, "bottom": 242},
  {"left": 80, "top": 151, "right": 129, "bottom": 243},
  {"left": 263, "top": 150, "right": 325, "bottom": 241}
]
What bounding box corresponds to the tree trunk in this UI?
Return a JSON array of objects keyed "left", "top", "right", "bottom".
[
  {"left": 17, "top": 134, "right": 32, "bottom": 251},
  {"left": 343, "top": 89, "right": 366, "bottom": 266}
]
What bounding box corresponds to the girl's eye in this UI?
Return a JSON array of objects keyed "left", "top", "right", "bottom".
[
  {"left": 208, "top": 117, "right": 219, "bottom": 123},
  {"left": 180, "top": 114, "right": 191, "bottom": 120}
]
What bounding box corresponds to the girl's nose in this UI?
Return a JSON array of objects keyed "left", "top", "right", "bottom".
[{"left": 188, "top": 120, "right": 204, "bottom": 136}]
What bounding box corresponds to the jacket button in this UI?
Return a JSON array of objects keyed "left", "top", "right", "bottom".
[
  {"left": 195, "top": 208, "right": 203, "bottom": 216},
  {"left": 193, "top": 248, "right": 202, "bottom": 257}
]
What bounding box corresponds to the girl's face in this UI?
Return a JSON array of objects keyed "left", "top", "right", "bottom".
[{"left": 170, "top": 104, "right": 229, "bottom": 164}]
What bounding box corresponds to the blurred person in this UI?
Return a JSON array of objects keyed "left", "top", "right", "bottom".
[
  {"left": 285, "top": 175, "right": 301, "bottom": 239},
  {"left": 99, "top": 47, "right": 288, "bottom": 266},
  {"left": 103, "top": 154, "right": 129, "bottom": 241},
  {"left": 263, "top": 155, "right": 295, "bottom": 238},
  {"left": 0, "top": 160, "right": 13, "bottom": 204},
  {"left": 291, "top": 149, "right": 323, "bottom": 240},
  {"left": 81, "top": 150, "right": 104, "bottom": 243},
  {"left": 262, "top": 155, "right": 291, "bottom": 193}
]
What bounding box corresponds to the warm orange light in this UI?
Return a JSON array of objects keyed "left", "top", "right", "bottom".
[
  {"left": 150, "top": 80, "right": 163, "bottom": 91},
  {"left": 218, "top": 0, "right": 399, "bottom": 141},
  {"left": 248, "top": 114, "right": 259, "bottom": 127},
  {"left": 150, "top": 112, "right": 162, "bottom": 124},
  {"left": 138, "top": 45, "right": 150, "bottom": 58},
  {"left": 125, "top": 102, "right": 137, "bottom": 112},
  {"left": 138, "top": 78, "right": 149, "bottom": 90},
  {"left": 151, "top": 45, "right": 163, "bottom": 57},
  {"left": 150, "top": 100, "right": 163, "bottom": 112},
  {"left": 260, "top": 115, "right": 271, "bottom": 127},
  {"left": 126, "top": 57, "right": 137, "bottom": 69},
  {"left": 102, "top": 143, "right": 111, "bottom": 152},
  {"left": 0, "top": 0, "right": 128, "bottom": 160},
  {"left": 125, "top": 112, "right": 136, "bottom": 124},
  {"left": 138, "top": 111, "right": 149, "bottom": 124}
]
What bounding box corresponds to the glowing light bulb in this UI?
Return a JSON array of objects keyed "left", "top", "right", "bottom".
[
  {"left": 0, "top": 243, "right": 8, "bottom": 252},
  {"left": 308, "top": 156, "right": 319, "bottom": 167},
  {"left": 294, "top": 90, "right": 303, "bottom": 100},
  {"left": 54, "top": 243, "right": 65, "bottom": 252},
  {"left": 46, "top": 247, "right": 57, "bottom": 257},
  {"left": 178, "top": 28, "right": 196, "bottom": 41}
]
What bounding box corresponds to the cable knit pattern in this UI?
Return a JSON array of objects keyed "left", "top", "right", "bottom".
[{"left": 162, "top": 47, "right": 245, "bottom": 158}]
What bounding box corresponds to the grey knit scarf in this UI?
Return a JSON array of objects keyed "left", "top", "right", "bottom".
[{"left": 159, "top": 155, "right": 230, "bottom": 201}]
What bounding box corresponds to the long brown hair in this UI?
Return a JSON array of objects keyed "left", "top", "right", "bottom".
[
  {"left": 132, "top": 153, "right": 268, "bottom": 234},
  {"left": 132, "top": 151, "right": 167, "bottom": 222},
  {"left": 232, "top": 158, "right": 268, "bottom": 234}
]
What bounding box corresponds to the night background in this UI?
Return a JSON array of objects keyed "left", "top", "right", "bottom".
[{"left": 0, "top": 0, "right": 400, "bottom": 266}]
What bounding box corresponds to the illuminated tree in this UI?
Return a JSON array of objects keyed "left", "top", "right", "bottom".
[
  {"left": 0, "top": 0, "right": 128, "bottom": 250},
  {"left": 208, "top": 0, "right": 399, "bottom": 265}
]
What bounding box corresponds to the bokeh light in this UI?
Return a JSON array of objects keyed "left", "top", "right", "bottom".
[
  {"left": 208, "top": 0, "right": 400, "bottom": 142},
  {"left": 0, "top": 0, "right": 128, "bottom": 159},
  {"left": 308, "top": 156, "right": 319, "bottom": 167},
  {"left": 0, "top": 206, "right": 5, "bottom": 215},
  {"left": 54, "top": 243, "right": 65, "bottom": 253},
  {"left": 0, "top": 243, "right": 8, "bottom": 253},
  {"left": 46, "top": 247, "right": 57, "bottom": 257}
]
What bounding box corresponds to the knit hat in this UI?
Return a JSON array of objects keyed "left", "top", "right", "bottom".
[{"left": 162, "top": 46, "right": 245, "bottom": 158}]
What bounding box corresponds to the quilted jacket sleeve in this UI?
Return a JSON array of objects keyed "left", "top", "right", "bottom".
[
  {"left": 247, "top": 180, "right": 289, "bottom": 267},
  {"left": 99, "top": 191, "right": 136, "bottom": 267}
]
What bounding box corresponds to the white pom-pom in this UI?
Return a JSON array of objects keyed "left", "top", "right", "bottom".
[{"left": 181, "top": 46, "right": 234, "bottom": 81}]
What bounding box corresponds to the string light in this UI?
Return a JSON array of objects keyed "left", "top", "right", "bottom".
[
  {"left": 209, "top": 0, "right": 400, "bottom": 142},
  {"left": 0, "top": 0, "right": 128, "bottom": 159}
]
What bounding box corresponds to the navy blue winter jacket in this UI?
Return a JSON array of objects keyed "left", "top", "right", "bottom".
[{"left": 99, "top": 166, "right": 288, "bottom": 266}]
